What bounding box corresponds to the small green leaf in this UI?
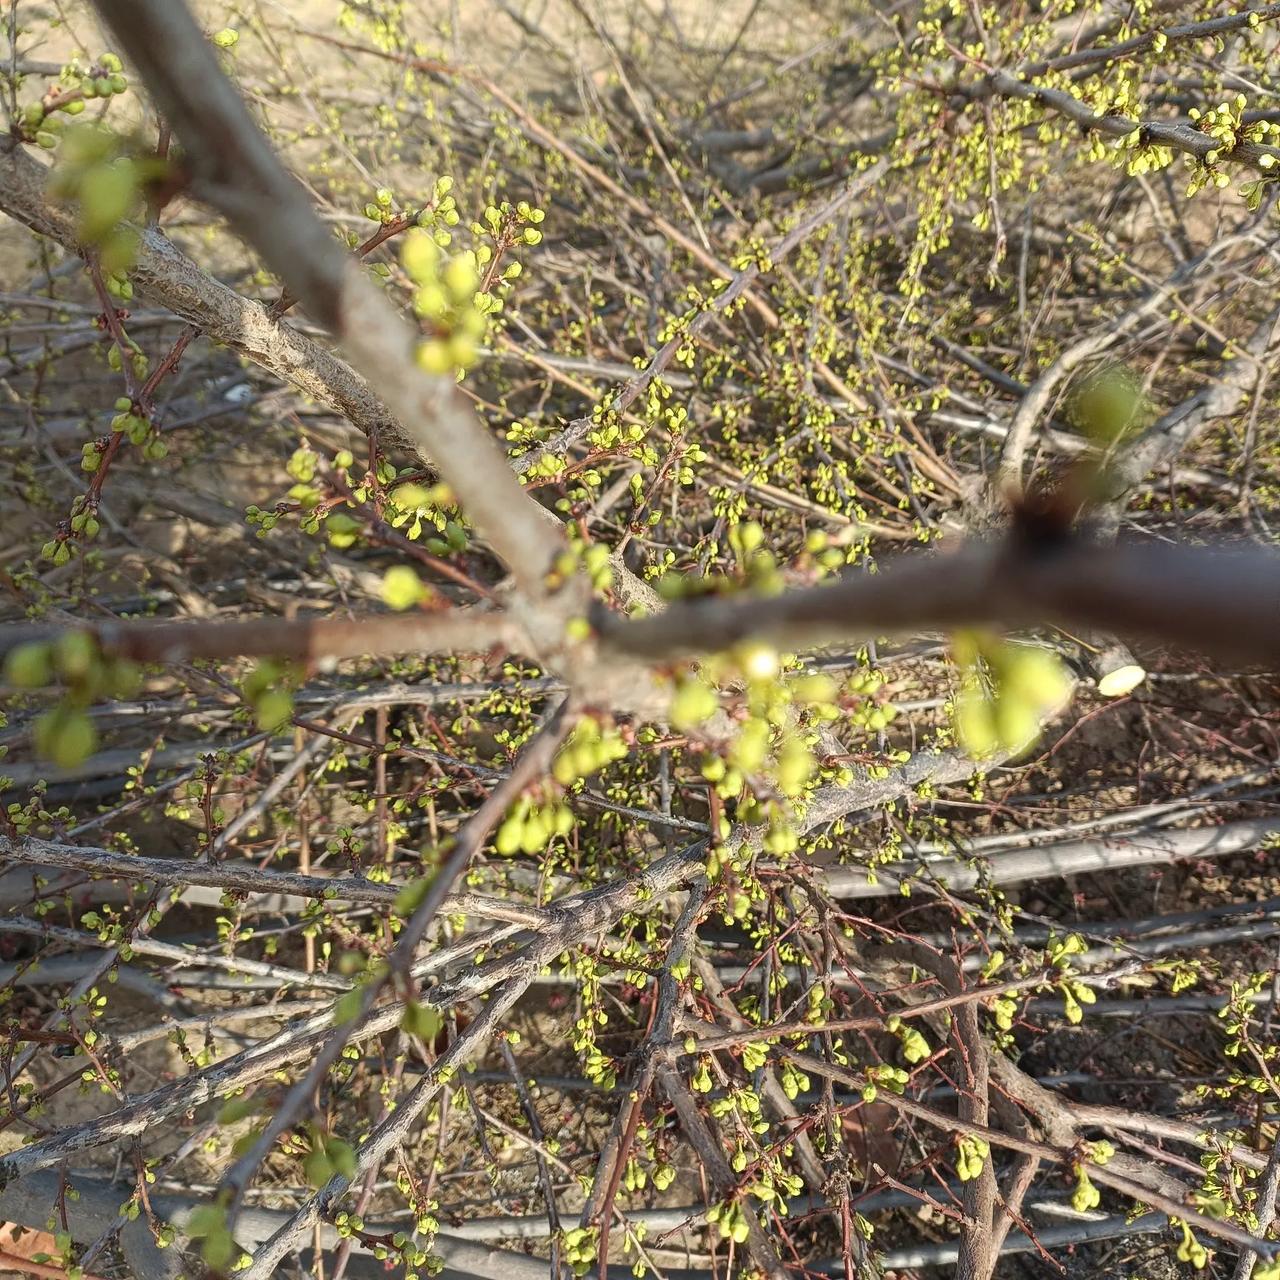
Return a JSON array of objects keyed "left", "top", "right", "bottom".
[
  {"left": 4, "top": 642, "right": 53, "bottom": 689},
  {"left": 381, "top": 565, "right": 428, "bottom": 611},
  {"left": 393, "top": 876, "right": 432, "bottom": 916},
  {"left": 332, "top": 987, "right": 364, "bottom": 1026},
  {"left": 401, "top": 1000, "right": 442, "bottom": 1041},
  {"left": 254, "top": 687, "right": 293, "bottom": 732}
]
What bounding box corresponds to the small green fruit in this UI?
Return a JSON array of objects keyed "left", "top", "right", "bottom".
[
  {"left": 34, "top": 708, "right": 98, "bottom": 769},
  {"left": 1070, "top": 364, "right": 1141, "bottom": 441},
  {"left": 254, "top": 688, "right": 293, "bottom": 732},
  {"left": 4, "top": 643, "right": 53, "bottom": 689},
  {"left": 53, "top": 631, "right": 96, "bottom": 679},
  {"left": 956, "top": 692, "right": 997, "bottom": 757}
]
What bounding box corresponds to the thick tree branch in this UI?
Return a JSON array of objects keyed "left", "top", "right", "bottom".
[
  {"left": 0, "top": 610, "right": 527, "bottom": 666},
  {"left": 604, "top": 538, "right": 1280, "bottom": 667},
  {"left": 89, "top": 0, "right": 565, "bottom": 603},
  {"left": 815, "top": 815, "right": 1280, "bottom": 898},
  {"left": 0, "top": 140, "right": 417, "bottom": 457},
  {"left": 982, "top": 71, "right": 1280, "bottom": 175}
]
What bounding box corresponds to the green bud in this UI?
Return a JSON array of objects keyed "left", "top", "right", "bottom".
[
  {"left": 33, "top": 707, "right": 98, "bottom": 769},
  {"left": 670, "top": 679, "right": 718, "bottom": 730},
  {"left": 1070, "top": 364, "right": 1141, "bottom": 441},
  {"left": 401, "top": 1001, "right": 442, "bottom": 1041},
  {"left": 4, "top": 642, "right": 54, "bottom": 689},
  {"left": 495, "top": 815, "right": 524, "bottom": 856},
  {"left": 254, "top": 688, "right": 293, "bottom": 732},
  {"left": 53, "top": 631, "right": 96, "bottom": 679},
  {"left": 106, "top": 658, "right": 141, "bottom": 698},
  {"left": 77, "top": 162, "right": 137, "bottom": 244},
  {"left": 303, "top": 1148, "right": 333, "bottom": 1189},
  {"left": 956, "top": 692, "right": 997, "bottom": 757}
]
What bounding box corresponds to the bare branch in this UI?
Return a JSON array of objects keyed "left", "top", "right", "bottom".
[
  {"left": 0, "top": 835, "right": 549, "bottom": 926},
  {"left": 90, "top": 0, "right": 565, "bottom": 601},
  {"left": 0, "top": 140, "right": 417, "bottom": 457},
  {"left": 816, "top": 815, "right": 1280, "bottom": 898},
  {"left": 996, "top": 237, "right": 1254, "bottom": 489},
  {"left": 0, "top": 610, "right": 527, "bottom": 666},
  {"left": 604, "top": 538, "right": 1280, "bottom": 666}
]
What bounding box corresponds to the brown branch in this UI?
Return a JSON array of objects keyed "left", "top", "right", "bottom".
[
  {"left": 604, "top": 538, "right": 1280, "bottom": 667},
  {"left": 655, "top": 1064, "right": 788, "bottom": 1279},
  {"left": 1233, "top": 1136, "right": 1280, "bottom": 1280},
  {"left": 586, "top": 883, "right": 711, "bottom": 1273},
  {"left": 886, "top": 945, "right": 998, "bottom": 1280},
  {"left": 89, "top": 0, "right": 565, "bottom": 603},
  {"left": 0, "top": 610, "right": 526, "bottom": 666},
  {"left": 1099, "top": 303, "right": 1280, "bottom": 530},
  {"left": 0, "top": 139, "right": 419, "bottom": 458},
  {"left": 0, "top": 1247, "right": 110, "bottom": 1280},
  {"left": 0, "top": 835, "right": 548, "bottom": 927},
  {"left": 985, "top": 1099, "right": 1042, "bottom": 1266},
  {"left": 222, "top": 747, "right": 988, "bottom": 1274}
]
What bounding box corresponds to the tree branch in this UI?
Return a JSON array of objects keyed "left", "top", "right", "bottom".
[
  {"left": 604, "top": 538, "right": 1280, "bottom": 666},
  {"left": 0, "top": 835, "right": 548, "bottom": 926},
  {"left": 0, "top": 139, "right": 417, "bottom": 458},
  {"left": 0, "top": 610, "right": 527, "bottom": 666},
  {"left": 89, "top": 0, "right": 565, "bottom": 603},
  {"left": 996, "top": 237, "right": 1253, "bottom": 488}
]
